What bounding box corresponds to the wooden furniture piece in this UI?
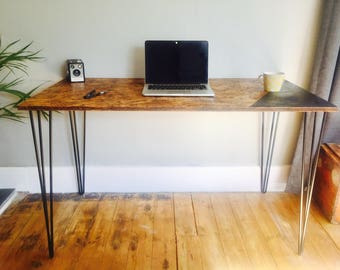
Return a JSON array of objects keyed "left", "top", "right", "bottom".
[
  {"left": 315, "top": 143, "right": 340, "bottom": 224},
  {"left": 18, "top": 78, "right": 337, "bottom": 258}
]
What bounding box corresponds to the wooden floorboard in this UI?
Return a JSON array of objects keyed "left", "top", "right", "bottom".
[{"left": 0, "top": 192, "right": 339, "bottom": 270}]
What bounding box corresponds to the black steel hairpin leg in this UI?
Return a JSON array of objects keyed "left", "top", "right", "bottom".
[
  {"left": 298, "top": 112, "right": 327, "bottom": 254},
  {"left": 29, "top": 110, "right": 54, "bottom": 258},
  {"left": 69, "top": 111, "right": 86, "bottom": 195},
  {"left": 260, "top": 112, "right": 280, "bottom": 193}
]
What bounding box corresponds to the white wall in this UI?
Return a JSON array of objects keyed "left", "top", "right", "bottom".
[{"left": 0, "top": 0, "right": 323, "bottom": 192}]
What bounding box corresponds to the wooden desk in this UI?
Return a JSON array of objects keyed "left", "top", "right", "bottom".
[
  {"left": 19, "top": 78, "right": 335, "bottom": 112},
  {"left": 18, "top": 78, "right": 337, "bottom": 258}
]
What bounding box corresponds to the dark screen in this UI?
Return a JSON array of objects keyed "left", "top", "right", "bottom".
[{"left": 145, "top": 40, "right": 208, "bottom": 84}]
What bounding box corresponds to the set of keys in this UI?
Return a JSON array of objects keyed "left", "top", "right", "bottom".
[{"left": 83, "top": 89, "right": 107, "bottom": 99}]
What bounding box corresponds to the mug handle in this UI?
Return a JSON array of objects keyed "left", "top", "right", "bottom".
[{"left": 258, "top": 74, "right": 263, "bottom": 79}]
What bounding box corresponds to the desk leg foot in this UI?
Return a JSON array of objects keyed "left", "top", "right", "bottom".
[
  {"left": 69, "top": 111, "right": 86, "bottom": 195},
  {"left": 298, "top": 112, "right": 327, "bottom": 255},
  {"left": 29, "top": 111, "right": 54, "bottom": 258},
  {"left": 260, "top": 112, "right": 280, "bottom": 193}
]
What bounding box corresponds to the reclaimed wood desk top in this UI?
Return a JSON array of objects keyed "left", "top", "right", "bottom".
[{"left": 18, "top": 78, "right": 338, "bottom": 112}]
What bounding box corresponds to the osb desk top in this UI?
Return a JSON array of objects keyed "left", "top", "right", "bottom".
[{"left": 18, "top": 78, "right": 338, "bottom": 112}]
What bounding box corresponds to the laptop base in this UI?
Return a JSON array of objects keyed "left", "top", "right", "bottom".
[{"left": 142, "top": 84, "right": 215, "bottom": 97}]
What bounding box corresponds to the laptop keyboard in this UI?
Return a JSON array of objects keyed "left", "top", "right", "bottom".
[{"left": 148, "top": 84, "right": 207, "bottom": 90}]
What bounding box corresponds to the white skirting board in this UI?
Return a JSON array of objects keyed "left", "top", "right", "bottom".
[
  {"left": 0, "top": 165, "right": 289, "bottom": 193},
  {"left": 0, "top": 166, "right": 289, "bottom": 193}
]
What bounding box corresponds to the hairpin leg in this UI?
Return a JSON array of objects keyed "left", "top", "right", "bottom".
[
  {"left": 298, "top": 112, "right": 327, "bottom": 254},
  {"left": 69, "top": 111, "right": 86, "bottom": 195},
  {"left": 29, "top": 110, "right": 54, "bottom": 258},
  {"left": 260, "top": 112, "right": 280, "bottom": 193}
]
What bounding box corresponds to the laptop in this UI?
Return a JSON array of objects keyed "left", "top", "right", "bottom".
[{"left": 142, "top": 40, "right": 215, "bottom": 97}]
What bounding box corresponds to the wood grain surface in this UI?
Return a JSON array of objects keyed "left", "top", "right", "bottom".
[
  {"left": 17, "top": 78, "right": 338, "bottom": 112},
  {"left": 314, "top": 144, "right": 340, "bottom": 224},
  {"left": 1, "top": 193, "right": 340, "bottom": 269}
]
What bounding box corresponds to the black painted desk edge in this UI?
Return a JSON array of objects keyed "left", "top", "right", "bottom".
[{"left": 251, "top": 80, "right": 338, "bottom": 111}]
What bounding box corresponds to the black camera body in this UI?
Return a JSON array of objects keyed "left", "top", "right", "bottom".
[{"left": 66, "top": 59, "right": 85, "bottom": 82}]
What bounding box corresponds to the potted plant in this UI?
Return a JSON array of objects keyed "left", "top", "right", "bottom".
[
  {"left": 0, "top": 38, "right": 41, "bottom": 121},
  {"left": 0, "top": 38, "right": 42, "bottom": 209}
]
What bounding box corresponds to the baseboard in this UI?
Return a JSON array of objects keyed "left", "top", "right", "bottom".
[{"left": 0, "top": 165, "right": 289, "bottom": 193}]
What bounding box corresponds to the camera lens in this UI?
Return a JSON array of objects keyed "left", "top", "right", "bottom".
[{"left": 73, "top": 69, "right": 81, "bottom": 77}]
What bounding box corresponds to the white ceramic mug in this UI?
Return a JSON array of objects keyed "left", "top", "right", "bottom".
[{"left": 259, "top": 72, "right": 285, "bottom": 92}]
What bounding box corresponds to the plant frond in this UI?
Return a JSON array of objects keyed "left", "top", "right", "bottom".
[
  {"left": 0, "top": 39, "right": 43, "bottom": 73},
  {"left": 0, "top": 107, "right": 24, "bottom": 122},
  {"left": 0, "top": 39, "right": 20, "bottom": 55},
  {"left": 0, "top": 38, "right": 44, "bottom": 123}
]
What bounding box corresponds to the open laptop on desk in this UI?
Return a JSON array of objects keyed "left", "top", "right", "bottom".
[{"left": 142, "top": 40, "right": 215, "bottom": 97}]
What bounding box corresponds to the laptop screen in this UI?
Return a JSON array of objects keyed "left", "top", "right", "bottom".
[{"left": 145, "top": 40, "right": 208, "bottom": 84}]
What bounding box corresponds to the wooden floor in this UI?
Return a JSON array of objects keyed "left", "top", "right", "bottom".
[{"left": 0, "top": 193, "right": 339, "bottom": 270}]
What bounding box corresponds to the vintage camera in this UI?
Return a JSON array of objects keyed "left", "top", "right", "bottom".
[{"left": 66, "top": 59, "right": 85, "bottom": 82}]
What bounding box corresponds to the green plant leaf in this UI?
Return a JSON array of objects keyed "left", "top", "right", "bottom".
[
  {"left": 0, "top": 107, "right": 24, "bottom": 122},
  {"left": 0, "top": 88, "right": 27, "bottom": 98},
  {"left": 0, "top": 39, "right": 42, "bottom": 74},
  {"left": 0, "top": 38, "right": 44, "bottom": 122}
]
